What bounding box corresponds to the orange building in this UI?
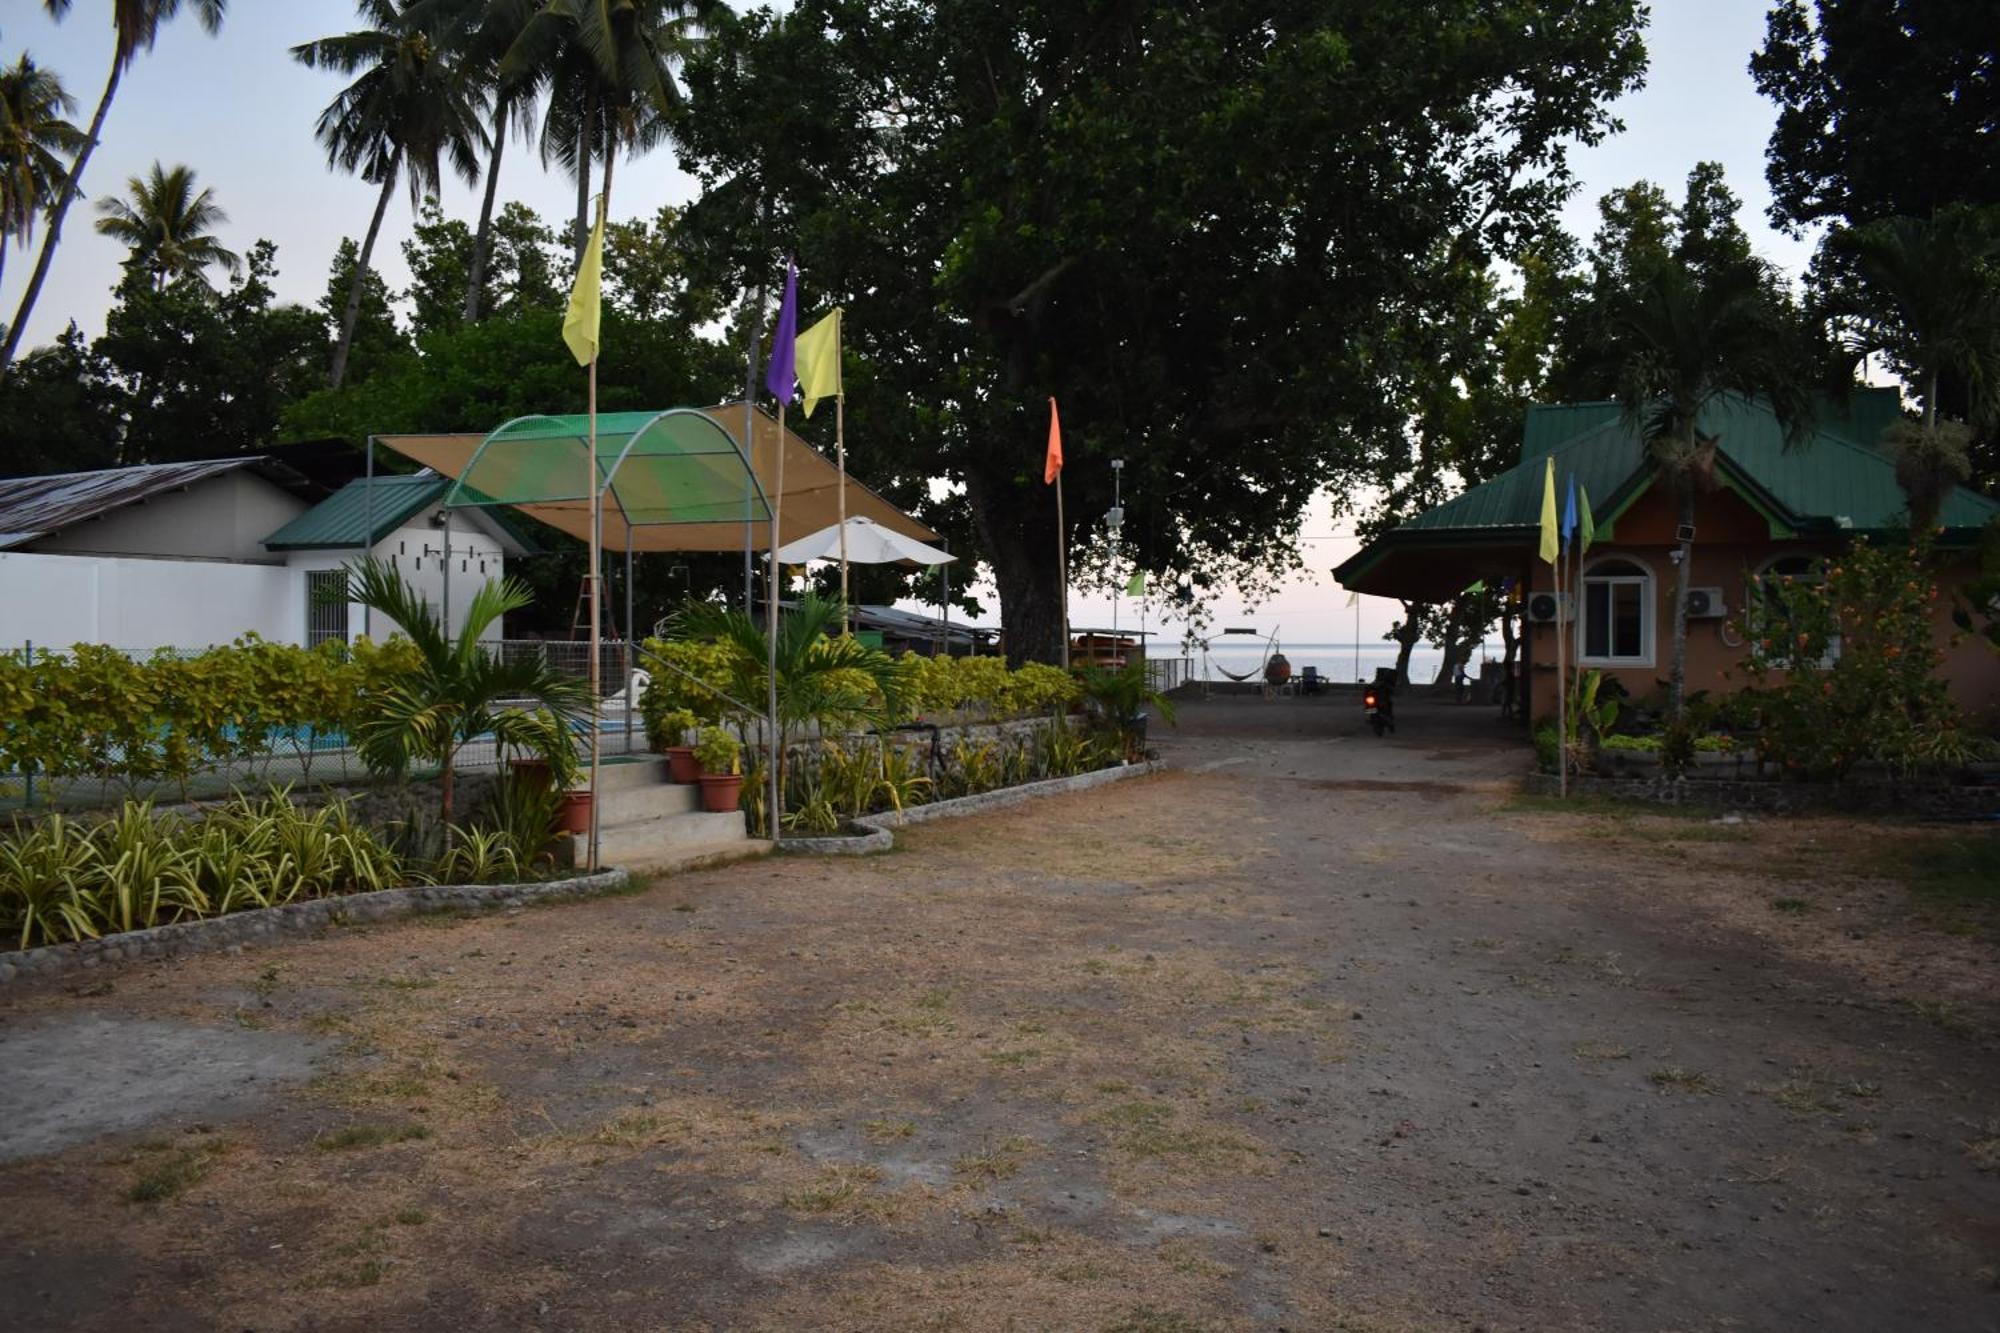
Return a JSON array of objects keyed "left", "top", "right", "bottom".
[{"left": 1334, "top": 391, "right": 2000, "bottom": 729}]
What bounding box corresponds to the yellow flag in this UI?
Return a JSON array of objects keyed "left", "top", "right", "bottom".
[
  {"left": 796, "top": 307, "right": 842, "bottom": 417},
  {"left": 562, "top": 198, "right": 605, "bottom": 367},
  {"left": 1538, "top": 455, "right": 1558, "bottom": 565}
]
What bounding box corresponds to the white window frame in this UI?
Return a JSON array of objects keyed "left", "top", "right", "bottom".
[
  {"left": 1576, "top": 555, "right": 1655, "bottom": 668},
  {"left": 1749, "top": 553, "right": 1840, "bottom": 668}
]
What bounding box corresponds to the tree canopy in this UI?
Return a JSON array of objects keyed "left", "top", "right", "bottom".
[{"left": 674, "top": 0, "right": 1648, "bottom": 661}]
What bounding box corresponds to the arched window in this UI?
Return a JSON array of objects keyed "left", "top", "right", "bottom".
[
  {"left": 1579, "top": 556, "right": 1652, "bottom": 665},
  {"left": 1749, "top": 554, "right": 1839, "bottom": 666}
]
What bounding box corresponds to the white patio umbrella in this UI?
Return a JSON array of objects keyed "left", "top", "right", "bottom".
[{"left": 776, "top": 515, "right": 956, "bottom": 567}]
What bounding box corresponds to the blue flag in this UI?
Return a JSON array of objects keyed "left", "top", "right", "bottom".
[
  {"left": 765, "top": 259, "right": 798, "bottom": 403},
  {"left": 1561, "top": 472, "right": 1578, "bottom": 546}
]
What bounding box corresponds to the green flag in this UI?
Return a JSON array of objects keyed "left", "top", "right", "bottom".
[
  {"left": 1578, "top": 482, "right": 1595, "bottom": 554},
  {"left": 1125, "top": 569, "right": 1145, "bottom": 597}
]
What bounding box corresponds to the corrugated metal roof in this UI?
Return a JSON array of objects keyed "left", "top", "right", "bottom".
[
  {"left": 0, "top": 458, "right": 272, "bottom": 551},
  {"left": 262, "top": 473, "right": 447, "bottom": 550},
  {"left": 1519, "top": 401, "right": 1624, "bottom": 463}
]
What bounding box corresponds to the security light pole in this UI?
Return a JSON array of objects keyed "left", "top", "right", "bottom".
[{"left": 1106, "top": 459, "right": 1125, "bottom": 643}]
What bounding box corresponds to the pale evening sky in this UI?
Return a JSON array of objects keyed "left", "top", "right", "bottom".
[{"left": 0, "top": 1, "right": 1816, "bottom": 655}]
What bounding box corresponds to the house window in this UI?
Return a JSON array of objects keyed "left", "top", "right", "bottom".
[
  {"left": 1579, "top": 557, "right": 1652, "bottom": 665},
  {"left": 306, "top": 569, "right": 350, "bottom": 648},
  {"left": 1750, "top": 554, "right": 1839, "bottom": 667}
]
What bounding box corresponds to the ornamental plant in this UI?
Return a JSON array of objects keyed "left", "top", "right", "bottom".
[{"left": 1736, "top": 539, "right": 1963, "bottom": 778}]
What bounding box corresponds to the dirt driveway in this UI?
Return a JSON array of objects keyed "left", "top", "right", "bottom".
[{"left": 2, "top": 695, "right": 1997, "bottom": 1331}]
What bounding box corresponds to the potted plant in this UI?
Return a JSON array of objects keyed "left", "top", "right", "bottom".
[
  {"left": 1077, "top": 660, "right": 1176, "bottom": 763},
  {"left": 650, "top": 706, "right": 700, "bottom": 782},
  {"left": 694, "top": 727, "right": 744, "bottom": 813}
]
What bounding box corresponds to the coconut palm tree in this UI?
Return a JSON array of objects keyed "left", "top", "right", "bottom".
[
  {"left": 341, "top": 557, "right": 591, "bottom": 831},
  {"left": 1607, "top": 255, "right": 1817, "bottom": 721},
  {"left": 503, "top": 0, "right": 715, "bottom": 266},
  {"left": 0, "top": 55, "right": 85, "bottom": 294},
  {"left": 93, "top": 161, "right": 240, "bottom": 289},
  {"left": 1827, "top": 206, "right": 2000, "bottom": 528},
  {"left": 1, "top": 0, "right": 227, "bottom": 375},
  {"left": 453, "top": 0, "right": 542, "bottom": 322},
  {"left": 292, "top": 0, "right": 488, "bottom": 389}
]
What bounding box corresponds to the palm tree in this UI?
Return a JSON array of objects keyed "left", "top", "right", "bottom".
[
  {"left": 1, "top": 0, "right": 227, "bottom": 375},
  {"left": 293, "top": 0, "right": 488, "bottom": 389},
  {"left": 504, "top": 0, "right": 714, "bottom": 267},
  {"left": 1828, "top": 206, "right": 2000, "bottom": 528},
  {"left": 436, "top": 0, "right": 542, "bottom": 322},
  {"left": 1607, "top": 256, "right": 1816, "bottom": 722},
  {"left": 93, "top": 161, "right": 240, "bottom": 289},
  {"left": 663, "top": 592, "right": 911, "bottom": 826},
  {"left": 342, "top": 557, "right": 590, "bottom": 831},
  {"left": 0, "top": 55, "right": 85, "bottom": 294}
]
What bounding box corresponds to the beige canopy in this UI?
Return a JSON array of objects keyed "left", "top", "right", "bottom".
[{"left": 376, "top": 401, "right": 938, "bottom": 553}]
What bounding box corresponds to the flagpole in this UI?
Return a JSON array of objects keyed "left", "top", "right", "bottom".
[
  {"left": 1056, "top": 472, "right": 1069, "bottom": 669},
  {"left": 768, "top": 398, "right": 784, "bottom": 839},
  {"left": 587, "top": 352, "right": 603, "bottom": 869},
  {"left": 836, "top": 389, "right": 849, "bottom": 637},
  {"left": 1555, "top": 537, "right": 1567, "bottom": 800}
]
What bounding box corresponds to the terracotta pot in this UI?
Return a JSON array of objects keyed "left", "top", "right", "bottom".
[
  {"left": 664, "top": 746, "right": 701, "bottom": 784},
  {"left": 508, "top": 757, "right": 554, "bottom": 791},
  {"left": 556, "top": 789, "right": 592, "bottom": 833},
  {"left": 698, "top": 773, "right": 744, "bottom": 813}
]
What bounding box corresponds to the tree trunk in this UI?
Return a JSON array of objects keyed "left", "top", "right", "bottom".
[
  {"left": 330, "top": 158, "right": 400, "bottom": 391},
  {"left": 439, "top": 751, "right": 456, "bottom": 838},
  {"left": 573, "top": 86, "right": 595, "bottom": 269},
  {"left": 1, "top": 56, "right": 122, "bottom": 375},
  {"left": 1391, "top": 603, "right": 1424, "bottom": 685},
  {"left": 463, "top": 101, "right": 508, "bottom": 323},
  {"left": 1668, "top": 483, "right": 1696, "bottom": 721},
  {"left": 968, "top": 468, "right": 1065, "bottom": 666}
]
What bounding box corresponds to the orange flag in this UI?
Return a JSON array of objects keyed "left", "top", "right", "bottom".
[{"left": 1045, "top": 397, "right": 1064, "bottom": 484}]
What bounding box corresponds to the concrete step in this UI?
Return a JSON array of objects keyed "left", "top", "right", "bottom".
[
  {"left": 589, "top": 755, "right": 671, "bottom": 793},
  {"left": 576, "top": 809, "right": 752, "bottom": 873},
  {"left": 594, "top": 779, "right": 700, "bottom": 824}
]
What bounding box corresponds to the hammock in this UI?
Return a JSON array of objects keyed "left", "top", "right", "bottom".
[{"left": 1206, "top": 629, "right": 1280, "bottom": 682}]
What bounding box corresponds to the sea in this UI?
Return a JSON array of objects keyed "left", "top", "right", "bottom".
[{"left": 1165, "top": 641, "right": 1502, "bottom": 685}]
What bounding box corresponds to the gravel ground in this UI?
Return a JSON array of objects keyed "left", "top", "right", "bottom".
[{"left": 0, "top": 693, "right": 1995, "bottom": 1332}]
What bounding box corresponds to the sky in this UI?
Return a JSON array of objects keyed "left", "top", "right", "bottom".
[{"left": 0, "top": 1, "right": 1819, "bottom": 655}]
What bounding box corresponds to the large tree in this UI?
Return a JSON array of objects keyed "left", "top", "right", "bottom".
[
  {"left": 1751, "top": 0, "right": 2000, "bottom": 233},
  {"left": 1, "top": 0, "right": 227, "bottom": 375},
  {"left": 676, "top": 0, "right": 1646, "bottom": 664},
  {"left": 92, "top": 161, "right": 240, "bottom": 290},
  {"left": 0, "top": 55, "right": 85, "bottom": 295},
  {"left": 293, "top": 0, "right": 488, "bottom": 390}
]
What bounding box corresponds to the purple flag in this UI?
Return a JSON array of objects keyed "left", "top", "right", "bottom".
[{"left": 765, "top": 259, "right": 798, "bottom": 403}]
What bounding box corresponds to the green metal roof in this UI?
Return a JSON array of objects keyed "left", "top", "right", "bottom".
[
  {"left": 1335, "top": 393, "right": 2000, "bottom": 585},
  {"left": 262, "top": 473, "right": 447, "bottom": 550}
]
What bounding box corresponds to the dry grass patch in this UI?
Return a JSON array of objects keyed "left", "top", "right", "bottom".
[
  {"left": 784, "top": 1162, "right": 887, "bottom": 1216},
  {"left": 1648, "top": 1066, "right": 1723, "bottom": 1096}
]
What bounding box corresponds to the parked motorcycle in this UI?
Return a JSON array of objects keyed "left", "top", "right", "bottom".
[{"left": 1364, "top": 668, "right": 1396, "bottom": 737}]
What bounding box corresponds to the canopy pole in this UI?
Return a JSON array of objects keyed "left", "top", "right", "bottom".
[
  {"left": 440, "top": 507, "right": 451, "bottom": 638},
  {"left": 767, "top": 399, "right": 785, "bottom": 840},
  {"left": 587, "top": 358, "right": 603, "bottom": 871},
  {"left": 363, "top": 435, "right": 376, "bottom": 640},
  {"left": 940, "top": 537, "right": 951, "bottom": 657},
  {"left": 837, "top": 390, "right": 849, "bottom": 637}
]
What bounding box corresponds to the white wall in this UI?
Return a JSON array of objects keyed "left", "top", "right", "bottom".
[
  {"left": 284, "top": 519, "right": 509, "bottom": 645},
  {"left": 0, "top": 551, "right": 304, "bottom": 651},
  {"left": 27, "top": 469, "right": 306, "bottom": 564}
]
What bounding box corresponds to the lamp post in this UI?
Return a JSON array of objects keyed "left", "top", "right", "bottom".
[{"left": 1106, "top": 459, "right": 1125, "bottom": 647}]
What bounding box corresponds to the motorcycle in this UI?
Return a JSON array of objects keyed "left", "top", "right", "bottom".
[{"left": 1364, "top": 669, "right": 1396, "bottom": 736}]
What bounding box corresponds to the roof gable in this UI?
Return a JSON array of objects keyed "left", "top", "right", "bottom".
[
  {"left": 262, "top": 473, "right": 448, "bottom": 550},
  {"left": 0, "top": 458, "right": 303, "bottom": 551}
]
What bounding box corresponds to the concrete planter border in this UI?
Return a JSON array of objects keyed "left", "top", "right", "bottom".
[
  {"left": 1525, "top": 771, "right": 2000, "bottom": 818},
  {"left": 0, "top": 868, "right": 631, "bottom": 988},
  {"left": 779, "top": 760, "right": 1166, "bottom": 856}
]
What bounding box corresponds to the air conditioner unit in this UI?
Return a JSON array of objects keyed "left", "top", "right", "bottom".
[
  {"left": 1685, "top": 586, "right": 1727, "bottom": 619},
  {"left": 1524, "top": 591, "right": 1570, "bottom": 624}
]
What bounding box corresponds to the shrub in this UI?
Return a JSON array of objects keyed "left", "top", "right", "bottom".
[{"left": 1737, "top": 539, "right": 1963, "bottom": 779}]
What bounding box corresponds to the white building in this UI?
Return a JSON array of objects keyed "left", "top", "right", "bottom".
[{"left": 0, "top": 458, "right": 528, "bottom": 652}]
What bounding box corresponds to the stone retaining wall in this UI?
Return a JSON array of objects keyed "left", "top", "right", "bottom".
[
  {"left": 1525, "top": 771, "right": 2000, "bottom": 818},
  {"left": 0, "top": 868, "right": 631, "bottom": 988},
  {"left": 779, "top": 760, "right": 1166, "bottom": 856}
]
